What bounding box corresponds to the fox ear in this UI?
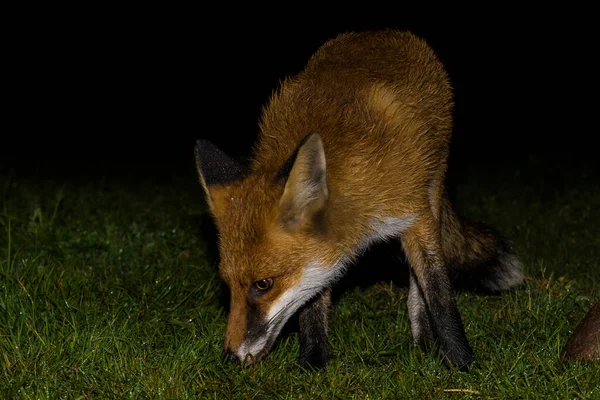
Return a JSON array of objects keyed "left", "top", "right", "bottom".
[
  {"left": 194, "top": 140, "right": 245, "bottom": 214},
  {"left": 278, "top": 132, "right": 328, "bottom": 231}
]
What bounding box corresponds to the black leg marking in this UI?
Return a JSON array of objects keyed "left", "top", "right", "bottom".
[
  {"left": 402, "top": 229, "right": 474, "bottom": 370},
  {"left": 298, "top": 289, "right": 331, "bottom": 369},
  {"left": 423, "top": 258, "right": 474, "bottom": 370}
]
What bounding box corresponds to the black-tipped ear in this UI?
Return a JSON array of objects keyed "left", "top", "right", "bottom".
[
  {"left": 278, "top": 132, "right": 328, "bottom": 231},
  {"left": 194, "top": 140, "right": 245, "bottom": 211},
  {"left": 195, "top": 140, "right": 245, "bottom": 186}
]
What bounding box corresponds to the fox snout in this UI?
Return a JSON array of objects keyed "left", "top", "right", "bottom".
[
  {"left": 221, "top": 264, "right": 332, "bottom": 367},
  {"left": 222, "top": 349, "right": 240, "bottom": 364},
  {"left": 223, "top": 298, "right": 275, "bottom": 366},
  {"left": 224, "top": 320, "right": 272, "bottom": 366},
  {"left": 223, "top": 347, "right": 267, "bottom": 366}
]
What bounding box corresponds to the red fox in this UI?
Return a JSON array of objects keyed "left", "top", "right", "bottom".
[{"left": 194, "top": 30, "right": 524, "bottom": 369}]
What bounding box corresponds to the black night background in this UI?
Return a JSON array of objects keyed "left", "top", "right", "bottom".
[{"left": 3, "top": 10, "right": 598, "bottom": 182}]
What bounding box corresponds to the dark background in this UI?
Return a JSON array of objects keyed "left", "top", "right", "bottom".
[{"left": 2, "top": 8, "right": 598, "bottom": 182}]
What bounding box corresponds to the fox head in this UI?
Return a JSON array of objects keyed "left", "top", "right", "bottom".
[{"left": 194, "top": 132, "right": 341, "bottom": 365}]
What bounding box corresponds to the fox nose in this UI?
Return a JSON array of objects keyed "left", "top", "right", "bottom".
[{"left": 222, "top": 349, "right": 240, "bottom": 364}]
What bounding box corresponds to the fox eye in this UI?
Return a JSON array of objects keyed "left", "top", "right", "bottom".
[{"left": 254, "top": 278, "right": 273, "bottom": 291}]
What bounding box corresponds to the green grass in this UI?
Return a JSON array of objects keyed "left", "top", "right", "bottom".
[{"left": 1, "top": 156, "right": 599, "bottom": 399}]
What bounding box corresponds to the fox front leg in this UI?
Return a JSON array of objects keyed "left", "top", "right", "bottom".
[
  {"left": 401, "top": 223, "right": 474, "bottom": 370},
  {"left": 298, "top": 288, "right": 331, "bottom": 369}
]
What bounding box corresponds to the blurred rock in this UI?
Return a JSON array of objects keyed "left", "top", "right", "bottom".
[{"left": 561, "top": 300, "right": 600, "bottom": 362}]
